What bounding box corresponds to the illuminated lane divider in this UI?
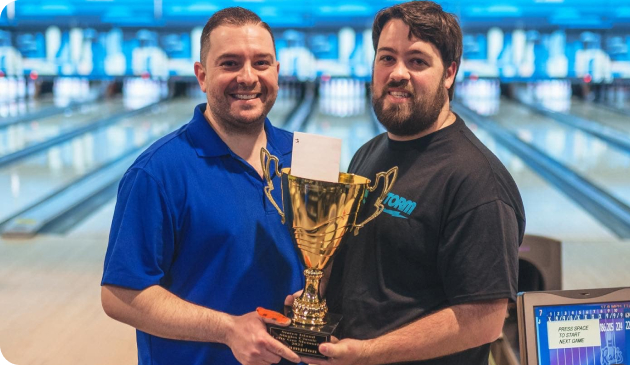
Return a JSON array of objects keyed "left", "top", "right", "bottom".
[
  {"left": 0, "top": 96, "right": 100, "bottom": 129},
  {"left": 0, "top": 99, "right": 167, "bottom": 168},
  {"left": 453, "top": 101, "right": 630, "bottom": 239},
  {"left": 519, "top": 101, "right": 630, "bottom": 156}
]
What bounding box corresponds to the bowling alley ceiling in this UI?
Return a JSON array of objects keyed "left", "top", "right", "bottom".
[{"left": 2, "top": 0, "right": 630, "bottom": 29}]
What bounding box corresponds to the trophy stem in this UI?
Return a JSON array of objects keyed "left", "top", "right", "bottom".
[{"left": 293, "top": 268, "right": 327, "bottom": 326}]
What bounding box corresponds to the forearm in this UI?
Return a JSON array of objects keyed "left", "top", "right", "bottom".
[
  {"left": 363, "top": 298, "right": 507, "bottom": 364},
  {"left": 101, "top": 284, "right": 234, "bottom": 343}
]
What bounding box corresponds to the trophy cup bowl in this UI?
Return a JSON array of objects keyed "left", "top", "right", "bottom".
[{"left": 261, "top": 147, "right": 397, "bottom": 357}]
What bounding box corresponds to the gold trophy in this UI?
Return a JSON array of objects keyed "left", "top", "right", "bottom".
[{"left": 260, "top": 147, "right": 397, "bottom": 358}]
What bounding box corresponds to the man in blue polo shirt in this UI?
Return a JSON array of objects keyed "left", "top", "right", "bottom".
[{"left": 101, "top": 7, "right": 304, "bottom": 365}]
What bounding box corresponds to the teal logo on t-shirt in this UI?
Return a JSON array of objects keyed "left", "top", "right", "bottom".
[{"left": 382, "top": 192, "right": 417, "bottom": 219}]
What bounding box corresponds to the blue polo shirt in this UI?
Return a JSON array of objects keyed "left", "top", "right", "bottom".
[{"left": 102, "top": 103, "right": 304, "bottom": 365}]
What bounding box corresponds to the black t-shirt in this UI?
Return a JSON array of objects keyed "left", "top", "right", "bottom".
[{"left": 326, "top": 114, "right": 525, "bottom": 365}]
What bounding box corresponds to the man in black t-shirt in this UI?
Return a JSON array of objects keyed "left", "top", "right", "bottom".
[{"left": 301, "top": 2, "right": 525, "bottom": 365}]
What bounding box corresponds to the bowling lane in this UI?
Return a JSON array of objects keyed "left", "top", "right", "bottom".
[
  {"left": 487, "top": 98, "right": 630, "bottom": 208},
  {"left": 0, "top": 96, "right": 59, "bottom": 120},
  {"left": 566, "top": 98, "right": 630, "bottom": 134},
  {"left": 302, "top": 87, "right": 375, "bottom": 170},
  {"left": 0, "top": 87, "right": 101, "bottom": 121},
  {"left": 469, "top": 124, "right": 618, "bottom": 242},
  {"left": 303, "top": 98, "right": 376, "bottom": 170},
  {"left": 0, "top": 97, "right": 201, "bottom": 224},
  {"left": 267, "top": 94, "right": 297, "bottom": 127},
  {"left": 0, "top": 98, "right": 157, "bottom": 159}
]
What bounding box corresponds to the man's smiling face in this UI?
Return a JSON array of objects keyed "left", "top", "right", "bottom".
[
  {"left": 195, "top": 24, "right": 279, "bottom": 134},
  {"left": 372, "top": 19, "right": 454, "bottom": 136}
]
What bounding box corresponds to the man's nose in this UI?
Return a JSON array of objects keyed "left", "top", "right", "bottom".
[
  {"left": 390, "top": 61, "right": 410, "bottom": 83},
  {"left": 237, "top": 63, "right": 258, "bottom": 86}
]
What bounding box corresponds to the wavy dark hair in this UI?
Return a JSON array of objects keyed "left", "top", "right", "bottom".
[{"left": 372, "top": 1, "right": 462, "bottom": 100}]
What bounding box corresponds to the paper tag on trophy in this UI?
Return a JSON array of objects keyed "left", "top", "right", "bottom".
[{"left": 291, "top": 132, "right": 341, "bottom": 183}]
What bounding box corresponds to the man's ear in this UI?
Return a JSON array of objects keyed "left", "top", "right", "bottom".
[
  {"left": 444, "top": 61, "right": 457, "bottom": 91},
  {"left": 193, "top": 61, "right": 207, "bottom": 93}
]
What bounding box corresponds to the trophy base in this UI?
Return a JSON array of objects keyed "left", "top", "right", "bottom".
[{"left": 266, "top": 306, "right": 342, "bottom": 359}]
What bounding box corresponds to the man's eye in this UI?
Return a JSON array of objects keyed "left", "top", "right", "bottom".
[
  {"left": 221, "top": 61, "right": 237, "bottom": 67},
  {"left": 256, "top": 60, "right": 271, "bottom": 66},
  {"left": 411, "top": 59, "right": 427, "bottom": 66},
  {"left": 380, "top": 55, "right": 394, "bottom": 62}
]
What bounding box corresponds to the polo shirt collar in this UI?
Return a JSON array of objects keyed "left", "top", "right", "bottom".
[{"left": 187, "top": 103, "right": 292, "bottom": 158}]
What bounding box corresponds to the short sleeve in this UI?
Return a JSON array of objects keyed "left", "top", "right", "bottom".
[
  {"left": 101, "top": 168, "right": 176, "bottom": 290},
  {"left": 438, "top": 200, "right": 520, "bottom": 304}
]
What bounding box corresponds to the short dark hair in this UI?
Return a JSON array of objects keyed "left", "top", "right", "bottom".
[
  {"left": 372, "top": 1, "right": 462, "bottom": 100},
  {"left": 199, "top": 7, "right": 276, "bottom": 65}
]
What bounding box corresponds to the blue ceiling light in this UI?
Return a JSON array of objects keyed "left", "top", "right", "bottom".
[
  {"left": 6, "top": 0, "right": 630, "bottom": 29},
  {"left": 258, "top": 6, "right": 278, "bottom": 17},
  {"left": 551, "top": 7, "right": 581, "bottom": 18},
  {"left": 486, "top": 5, "right": 521, "bottom": 15},
  {"left": 317, "top": 3, "right": 371, "bottom": 15},
  {"left": 466, "top": 5, "right": 522, "bottom": 17},
  {"left": 267, "top": 15, "right": 305, "bottom": 27},
  {"left": 186, "top": 3, "right": 219, "bottom": 12},
  {"left": 21, "top": 2, "right": 75, "bottom": 16},
  {"left": 615, "top": 6, "right": 630, "bottom": 18},
  {"left": 550, "top": 15, "right": 611, "bottom": 29},
  {"left": 166, "top": 2, "right": 218, "bottom": 15},
  {"left": 102, "top": 5, "right": 132, "bottom": 18}
]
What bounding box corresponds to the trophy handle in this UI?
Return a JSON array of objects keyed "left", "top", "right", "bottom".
[
  {"left": 260, "top": 147, "right": 286, "bottom": 223},
  {"left": 353, "top": 166, "right": 398, "bottom": 235}
]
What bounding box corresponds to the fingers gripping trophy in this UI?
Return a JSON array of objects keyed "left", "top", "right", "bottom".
[{"left": 260, "top": 136, "right": 397, "bottom": 358}]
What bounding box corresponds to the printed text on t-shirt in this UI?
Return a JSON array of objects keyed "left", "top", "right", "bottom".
[{"left": 382, "top": 193, "right": 417, "bottom": 219}]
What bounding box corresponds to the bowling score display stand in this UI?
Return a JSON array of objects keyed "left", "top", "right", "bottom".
[{"left": 260, "top": 132, "right": 398, "bottom": 359}]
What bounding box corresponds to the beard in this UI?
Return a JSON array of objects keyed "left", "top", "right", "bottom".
[
  {"left": 372, "top": 77, "right": 446, "bottom": 137},
  {"left": 206, "top": 87, "right": 276, "bottom": 136}
]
